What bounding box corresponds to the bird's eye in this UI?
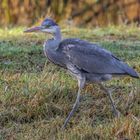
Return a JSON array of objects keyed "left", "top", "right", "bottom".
[
  {"left": 41, "top": 23, "right": 50, "bottom": 28},
  {"left": 44, "top": 24, "right": 51, "bottom": 28}
]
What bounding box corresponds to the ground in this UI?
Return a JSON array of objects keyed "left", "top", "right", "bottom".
[{"left": 0, "top": 25, "right": 140, "bottom": 140}]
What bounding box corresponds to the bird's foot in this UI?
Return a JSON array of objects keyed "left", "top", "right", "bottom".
[
  {"left": 61, "top": 119, "right": 68, "bottom": 130},
  {"left": 61, "top": 124, "right": 66, "bottom": 130},
  {"left": 109, "top": 88, "right": 116, "bottom": 93},
  {"left": 113, "top": 109, "right": 121, "bottom": 118}
]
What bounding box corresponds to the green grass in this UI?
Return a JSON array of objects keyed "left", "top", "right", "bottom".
[{"left": 0, "top": 25, "right": 140, "bottom": 140}]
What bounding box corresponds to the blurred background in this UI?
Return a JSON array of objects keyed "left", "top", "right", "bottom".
[{"left": 0, "top": 0, "right": 140, "bottom": 27}]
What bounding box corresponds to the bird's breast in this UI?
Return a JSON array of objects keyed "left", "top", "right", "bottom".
[{"left": 43, "top": 43, "right": 66, "bottom": 67}]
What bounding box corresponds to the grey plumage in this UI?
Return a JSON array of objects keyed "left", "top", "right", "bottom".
[
  {"left": 24, "top": 18, "right": 139, "bottom": 129},
  {"left": 57, "top": 38, "right": 138, "bottom": 77}
]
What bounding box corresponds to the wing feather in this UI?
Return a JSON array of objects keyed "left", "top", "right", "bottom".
[{"left": 57, "top": 38, "right": 138, "bottom": 77}]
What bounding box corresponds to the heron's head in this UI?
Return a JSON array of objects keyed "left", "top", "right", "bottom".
[{"left": 24, "top": 18, "right": 59, "bottom": 34}]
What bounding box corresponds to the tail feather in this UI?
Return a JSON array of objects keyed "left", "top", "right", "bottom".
[{"left": 120, "top": 62, "right": 139, "bottom": 78}]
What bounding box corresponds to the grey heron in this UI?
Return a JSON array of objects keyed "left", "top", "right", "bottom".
[{"left": 24, "top": 18, "right": 139, "bottom": 129}]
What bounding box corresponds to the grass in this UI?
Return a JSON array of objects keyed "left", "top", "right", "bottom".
[{"left": 0, "top": 25, "right": 140, "bottom": 140}]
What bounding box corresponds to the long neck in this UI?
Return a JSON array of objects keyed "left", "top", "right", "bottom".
[
  {"left": 53, "top": 26, "right": 62, "bottom": 41},
  {"left": 44, "top": 26, "right": 62, "bottom": 52}
]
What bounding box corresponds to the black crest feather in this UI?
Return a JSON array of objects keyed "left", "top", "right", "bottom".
[{"left": 41, "top": 18, "right": 57, "bottom": 26}]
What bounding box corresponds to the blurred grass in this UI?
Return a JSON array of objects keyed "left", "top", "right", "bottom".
[{"left": 0, "top": 25, "right": 140, "bottom": 140}]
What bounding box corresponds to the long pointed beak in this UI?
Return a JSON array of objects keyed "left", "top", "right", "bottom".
[{"left": 24, "top": 26, "right": 43, "bottom": 33}]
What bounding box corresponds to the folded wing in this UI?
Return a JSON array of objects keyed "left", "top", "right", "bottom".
[{"left": 57, "top": 38, "right": 138, "bottom": 78}]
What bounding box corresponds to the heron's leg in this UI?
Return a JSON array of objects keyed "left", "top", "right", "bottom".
[
  {"left": 62, "top": 77, "right": 85, "bottom": 129},
  {"left": 99, "top": 83, "right": 120, "bottom": 117}
]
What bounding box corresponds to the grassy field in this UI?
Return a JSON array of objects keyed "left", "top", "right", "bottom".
[{"left": 0, "top": 25, "right": 140, "bottom": 140}]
